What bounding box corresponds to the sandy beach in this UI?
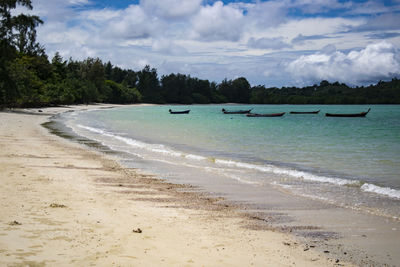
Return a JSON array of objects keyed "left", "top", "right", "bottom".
[{"left": 0, "top": 105, "right": 347, "bottom": 266}]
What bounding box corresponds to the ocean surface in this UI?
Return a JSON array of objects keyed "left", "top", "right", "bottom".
[{"left": 61, "top": 104, "right": 400, "bottom": 219}]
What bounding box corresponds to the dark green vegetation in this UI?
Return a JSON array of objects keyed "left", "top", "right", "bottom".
[
  {"left": 250, "top": 80, "right": 400, "bottom": 105},
  {"left": 1, "top": 1, "right": 400, "bottom": 108}
]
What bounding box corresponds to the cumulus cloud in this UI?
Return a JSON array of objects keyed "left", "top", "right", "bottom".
[
  {"left": 244, "top": 1, "right": 287, "bottom": 29},
  {"left": 286, "top": 41, "right": 400, "bottom": 85},
  {"left": 191, "top": 1, "right": 245, "bottom": 41},
  {"left": 152, "top": 39, "right": 187, "bottom": 55},
  {"left": 140, "top": 0, "right": 202, "bottom": 19},
  {"left": 102, "top": 5, "right": 158, "bottom": 40}
]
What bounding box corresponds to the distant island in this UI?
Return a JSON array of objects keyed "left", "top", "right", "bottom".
[{"left": 1, "top": 1, "right": 399, "bottom": 108}]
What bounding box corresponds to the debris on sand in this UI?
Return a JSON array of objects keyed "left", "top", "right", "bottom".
[
  {"left": 9, "top": 220, "right": 22, "bottom": 225},
  {"left": 132, "top": 228, "right": 142, "bottom": 233},
  {"left": 50, "top": 203, "right": 67, "bottom": 208}
]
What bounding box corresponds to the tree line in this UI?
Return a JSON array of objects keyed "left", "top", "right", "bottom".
[{"left": 1, "top": 1, "right": 400, "bottom": 108}]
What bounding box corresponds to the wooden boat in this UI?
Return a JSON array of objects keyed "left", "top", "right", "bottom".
[
  {"left": 290, "top": 110, "right": 320, "bottom": 114},
  {"left": 325, "top": 108, "right": 370, "bottom": 117},
  {"left": 222, "top": 108, "right": 252, "bottom": 114},
  {"left": 169, "top": 109, "right": 190, "bottom": 114},
  {"left": 246, "top": 112, "right": 285, "bottom": 117}
]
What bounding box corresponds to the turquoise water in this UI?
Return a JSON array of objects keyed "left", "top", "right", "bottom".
[{"left": 63, "top": 105, "right": 400, "bottom": 217}]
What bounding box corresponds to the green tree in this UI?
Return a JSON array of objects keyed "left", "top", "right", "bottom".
[
  {"left": 7, "top": 55, "right": 46, "bottom": 107},
  {"left": 12, "top": 13, "right": 43, "bottom": 55},
  {"left": 104, "top": 61, "right": 112, "bottom": 80},
  {"left": 104, "top": 80, "right": 141, "bottom": 103},
  {"left": 78, "top": 58, "right": 105, "bottom": 101},
  {"left": 51, "top": 52, "right": 67, "bottom": 81},
  {"left": 0, "top": 0, "right": 44, "bottom": 107},
  {"left": 231, "top": 77, "right": 250, "bottom": 103},
  {"left": 218, "top": 79, "right": 233, "bottom": 102},
  {"left": 138, "top": 65, "right": 163, "bottom": 103},
  {"left": 122, "top": 70, "right": 138, "bottom": 88}
]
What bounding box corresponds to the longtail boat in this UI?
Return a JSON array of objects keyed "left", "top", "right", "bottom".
[
  {"left": 325, "top": 108, "right": 370, "bottom": 117},
  {"left": 246, "top": 112, "right": 285, "bottom": 117},
  {"left": 290, "top": 110, "right": 320, "bottom": 114},
  {"left": 222, "top": 108, "right": 252, "bottom": 114},
  {"left": 169, "top": 109, "right": 190, "bottom": 114}
]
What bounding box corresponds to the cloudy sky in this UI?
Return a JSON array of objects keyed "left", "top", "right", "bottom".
[{"left": 20, "top": 0, "right": 400, "bottom": 87}]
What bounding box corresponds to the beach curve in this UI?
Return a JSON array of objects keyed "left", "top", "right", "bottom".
[{"left": 0, "top": 105, "right": 345, "bottom": 266}]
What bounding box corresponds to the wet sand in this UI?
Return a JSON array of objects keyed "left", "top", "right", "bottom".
[{"left": 0, "top": 105, "right": 345, "bottom": 266}]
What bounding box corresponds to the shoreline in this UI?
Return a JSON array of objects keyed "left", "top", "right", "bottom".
[{"left": 0, "top": 104, "right": 345, "bottom": 266}]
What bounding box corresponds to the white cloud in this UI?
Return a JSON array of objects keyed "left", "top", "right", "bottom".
[
  {"left": 102, "top": 5, "right": 157, "bottom": 40},
  {"left": 247, "top": 37, "right": 292, "bottom": 50},
  {"left": 191, "top": 1, "right": 245, "bottom": 41},
  {"left": 140, "top": 0, "right": 202, "bottom": 19},
  {"left": 83, "top": 9, "right": 121, "bottom": 23},
  {"left": 69, "top": 0, "right": 90, "bottom": 5},
  {"left": 286, "top": 41, "right": 400, "bottom": 85},
  {"left": 152, "top": 39, "right": 187, "bottom": 55},
  {"left": 244, "top": 0, "right": 287, "bottom": 30}
]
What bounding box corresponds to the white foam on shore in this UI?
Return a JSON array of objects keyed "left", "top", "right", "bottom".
[
  {"left": 361, "top": 183, "right": 400, "bottom": 199},
  {"left": 185, "top": 154, "right": 207, "bottom": 161},
  {"left": 78, "top": 125, "right": 105, "bottom": 135},
  {"left": 215, "top": 159, "right": 359, "bottom": 186},
  {"left": 78, "top": 125, "right": 207, "bottom": 161},
  {"left": 76, "top": 124, "right": 400, "bottom": 201},
  {"left": 150, "top": 148, "right": 182, "bottom": 157}
]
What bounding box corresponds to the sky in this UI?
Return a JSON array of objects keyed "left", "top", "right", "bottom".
[{"left": 17, "top": 0, "right": 400, "bottom": 87}]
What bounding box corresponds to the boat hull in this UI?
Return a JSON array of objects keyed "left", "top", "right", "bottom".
[
  {"left": 246, "top": 112, "right": 285, "bottom": 117},
  {"left": 290, "top": 110, "right": 320, "bottom": 114},
  {"left": 222, "top": 109, "right": 252, "bottom": 114},
  {"left": 169, "top": 110, "right": 190, "bottom": 114},
  {"left": 325, "top": 108, "right": 370, "bottom": 117}
]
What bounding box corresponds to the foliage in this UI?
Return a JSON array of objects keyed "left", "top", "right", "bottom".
[{"left": 249, "top": 79, "right": 400, "bottom": 104}]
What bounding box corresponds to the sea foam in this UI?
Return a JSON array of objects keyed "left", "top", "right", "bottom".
[
  {"left": 76, "top": 124, "right": 400, "bottom": 200},
  {"left": 215, "top": 159, "right": 358, "bottom": 186},
  {"left": 361, "top": 183, "right": 400, "bottom": 199}
]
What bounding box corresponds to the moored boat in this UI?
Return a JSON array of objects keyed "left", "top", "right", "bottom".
[
  {"left": 325, "top": 108, "right": 370, "bottom": 117},
  {"left": 246, "top": 112, "right": 285, "bottom": 117},
  {"left": 169, "top": 109, "right": 190, "bottom": 114},
  {"left": 222, "top": 108, "right": 252, "bottom": 114},
  {"left": 290, "top": 110, "right": 320, "bottom": 114}
]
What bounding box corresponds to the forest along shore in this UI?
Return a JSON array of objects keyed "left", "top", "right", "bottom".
[{"left": 0, "top": 105, "right": 344, "bottom": 266}]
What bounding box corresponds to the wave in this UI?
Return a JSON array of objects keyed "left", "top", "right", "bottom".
[
  {"left": 76, "top": 124, "right": 400, "bottom": 200},
  {"left": 361, "top": 183, "right": 400, "bottom": 199},
  {"left": 215, "top": 159, "right": 359, "bottom": 186},
  {"left": 78, "top": 124, "right": 170, "bottom": 151}
]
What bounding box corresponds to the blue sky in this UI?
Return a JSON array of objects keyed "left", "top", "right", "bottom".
[{"left": 22, "top": 0, "right": 400, "bottom": 87}]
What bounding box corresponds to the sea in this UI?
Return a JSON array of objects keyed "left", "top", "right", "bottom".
[{"left": 59, "top": 104, "right": 400, "bottom": 220}]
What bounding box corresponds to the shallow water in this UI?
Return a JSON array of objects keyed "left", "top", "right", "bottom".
[{"left": 62, "top": 104, "right": 400, "bottom": 219}]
